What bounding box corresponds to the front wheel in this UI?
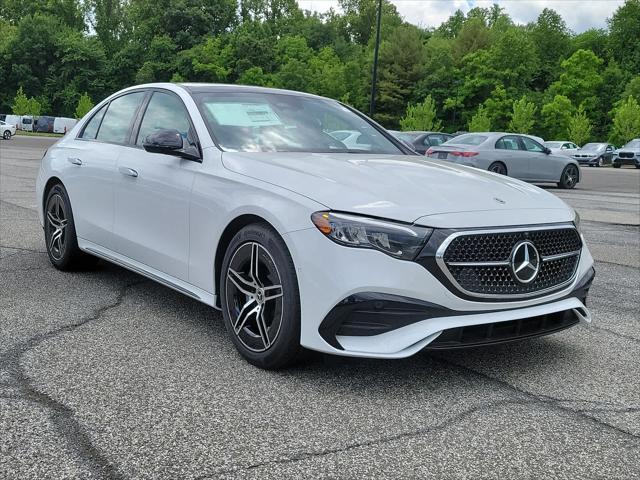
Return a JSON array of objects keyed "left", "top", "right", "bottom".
[
  {"left": 220, "top": 223, "right": 303, "bottom": 369},
  {"left": 597, "top": 157, "right": 603, "bottom": 167},
  {"left": 558, "top": 164, "right": 579, "bottom": 189},
  {"left": 3, "top": 130, "right": 11, "bottom": 140},
  {"left": 613, "top": 163, "right": 621, "bottom": 168}
]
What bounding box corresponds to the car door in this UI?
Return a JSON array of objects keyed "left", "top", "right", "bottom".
[
  {"left": 521, "top": 136, "right": 559, "bottom": 181},
  {"left": 63, "top": 92, "right": 146, "bottom": 249},
  {"left": 604, "top": 144, "right": 615, "bottom": 164},
  {"left": 494, "top": 135, "right": 529, "bottom": 179},
  {"left": 113, "top": 89, "right": 200, "bottom": 281}
]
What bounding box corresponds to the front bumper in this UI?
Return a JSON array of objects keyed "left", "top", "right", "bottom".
[
  {"left": 284, "top": 226, "right": 595, "bottom": 358},
  {"left": 613, "top": 156, "right": 639, "bottom": 166}
]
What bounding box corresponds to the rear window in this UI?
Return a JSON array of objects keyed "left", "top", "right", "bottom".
[{"left": 449, "top": 134, "right": 488, "bottom": 146}]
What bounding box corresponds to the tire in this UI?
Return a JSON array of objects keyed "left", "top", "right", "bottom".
[
  {"left": 3, "top": 130, "right": 11, "bottom": 140},
  {"left": 488, "top": 162, "right": 507, "bottom": 176},
  {"left": 220, "top": 223, "right": 303, "bottom": 369},
  {"left": 613, "top": 163, "right": 621, "bottom": 168},
  {"left": 44, "top": 183, "right": 98, "bottom": 271},
  {"left": 558, "top": 164, "right": 579, "bottom": 189},
  {"left": 597, "top": 157, "right": 603, "bottom": 167}
]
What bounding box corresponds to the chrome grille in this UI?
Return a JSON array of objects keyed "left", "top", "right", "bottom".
[{"left": 437, "top": 226, "right": 581, "bottom": 298}]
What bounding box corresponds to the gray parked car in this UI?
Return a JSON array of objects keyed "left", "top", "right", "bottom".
[
  {"left": 572, "top": 143, "right": 616, "bottom": 167},
  {"left": 427, "top": 132, "right": 581, "bottom": 189},
  {"left": 613, "top": 139, "right": 640, "bottom": 168},
  {"left": 389, "top": 131, "right": 454, "bottom": 155}
]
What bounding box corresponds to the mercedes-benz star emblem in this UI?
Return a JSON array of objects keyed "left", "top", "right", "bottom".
[{"left": 510, "top": 241, "right": 540, "bottom": 284}]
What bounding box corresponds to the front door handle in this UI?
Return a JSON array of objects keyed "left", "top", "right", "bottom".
[
  {"left": 68, "top": 157, "right": 82, "bottom": 166},
  {"left": 119, "top": 167, "right": 138, "bottom": 178}
]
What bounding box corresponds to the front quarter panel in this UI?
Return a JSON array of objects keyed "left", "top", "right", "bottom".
[{"left": 188, "top": 148, "right": 326, "bottom": 294}]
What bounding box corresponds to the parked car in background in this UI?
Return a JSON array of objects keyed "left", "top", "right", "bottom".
[
  {"left": 36, "top": 116, "right": 55, "bottom": 133},
  {"left": 54, "top": 117, "right": 78, "bottom": 134},
  {"left": 613, "top": 139, "right": 640, "bottom": 168},
  {"left": 427, "top": 132, "right": 581, "bottom": 189},
  {"left": 572, "top": 143, "right": 616, "bottom": 167},
  {"left": 544, "top": 141, "right": 579, "bottom": 156},
  {"left": 328, "top": 130, "right": 373, "bottom": 151},
  {"left": 389, "top": 131, "right": 454, "bottom": 155},
  {"left": 0, "top": 120, "right": 17, "bottom": 139}
]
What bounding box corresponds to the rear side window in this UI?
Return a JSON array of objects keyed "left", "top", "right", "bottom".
[
  {"left": 96, "top": 92, "right": 146, "bottom": 144},
  {"left": 426, "top": 134, "right": 446, "bottom": 146},
  {"left": 136, "top": 91, "right": 192, "bottom": 145},
  {"left": 495, "top": 136, "right": 520, "bottom": 150}
]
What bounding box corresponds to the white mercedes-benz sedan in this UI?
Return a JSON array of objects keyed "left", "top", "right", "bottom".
[{"left": 36, "top": 83, "right": 595, "bottom": 369}]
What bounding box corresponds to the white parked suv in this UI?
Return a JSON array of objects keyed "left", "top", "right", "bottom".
[
  {"left": 36, "top": 84, "right": 595, "bottom": 369},
  {"left": 1, "top": 120, "right": 17, "bottom": 139}
]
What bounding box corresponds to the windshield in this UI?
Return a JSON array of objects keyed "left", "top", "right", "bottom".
[
  {"left": 623, "top": 140, "right": 640, "bottom": 149},
  {"left": 194, "top": 92, "right": 403, "bottom": 154},
  {"left": 446, "top": 134, "right": 488, "bottom": 146},
  {"left": 581, "top": 143, "right": 604, "bottom": 151},
  {"left": 394, "top": 132, "right": 420, "bottom": 143},
  {"left": 544, "top": 142, "right": 563, "bottom": 148}
]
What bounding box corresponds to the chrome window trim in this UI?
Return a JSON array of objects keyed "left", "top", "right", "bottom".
[{"left": 435, "top": 223, "right": 582, "bottom": 299}]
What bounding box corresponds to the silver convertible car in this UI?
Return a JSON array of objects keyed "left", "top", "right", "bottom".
[{"left": 427, "top": 132, "right": 581, "bottom": 189}]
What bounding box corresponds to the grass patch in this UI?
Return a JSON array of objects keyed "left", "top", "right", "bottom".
[{"left": 15, "top": 131, "right": 63, "bottom": 138}]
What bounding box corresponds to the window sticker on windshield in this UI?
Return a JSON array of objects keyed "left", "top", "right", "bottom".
[{"left": 205, "top": 103, "right": 282, "bottom": 127}]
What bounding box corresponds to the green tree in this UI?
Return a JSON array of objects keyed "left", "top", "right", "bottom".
[
  {"left": 27, "top": 97, "right": 42, "bottom": 116},
  {"left": 541, "top": 95, "right": 574, "bottom": 140},
  {"left": 11, "top": 87, "right": 30, "bottom": 115},
  {"left": 549, "top": 49, "right": 603, "bottom": 113},
  {"left": 608, "top": 0, "right": 640, "bottom": 75},
  {"left": 508, "top": 96, "right": 537, "bottom": 133},
  {"left": 74, "top": 92, "right": 94, "bottom": 119},
  {"left": 469, "top": 105, "right": 491, "bottom": 132},
  {"left": 482, "top": 85, "right": 512, "bottom": 131},
  {"left": 400, "top": 95, "right": 442, "bottom": 131},
  {"left": 531, "top": 8, "right": 571, "bottom": 89},
  {"left": 622, "top": 76, "right": 640, "bottom": 103},
  {"left": 567, "top": 106, "right": 593, "bottom": 145},
  {"left": 610, "top": 96, "right": 640, "bottom": 145}
]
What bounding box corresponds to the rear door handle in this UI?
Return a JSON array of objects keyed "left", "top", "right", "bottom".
[
  {"left": 118, "top": 167, "right": 138, "bottom": 178},
  {"left": 68, "top": 157, "right": 82, "bottom": 166}
]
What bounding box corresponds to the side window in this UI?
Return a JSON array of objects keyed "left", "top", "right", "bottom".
[
  {"left": 136, "top": 91, "right": 192, "bottom": 145},
  {"left": 571, "top": 143, "right": 578, "bottom": 149},
  {"left": 521, "top": 136, "right": 545, "bottom": 152},
  {"left": 606, "top": 145, "right": 613, "bottom": 152},
  {"left": 561, "top": 143, "right": 570, "bottom": 150},
  {"left": 96, "top": 92, "right": 146, "bottom": 144},
  {"left": 495, "top": 136, "right": 520, "bottom": 150},
  {"left": 80, "top": 104, "right": 107, "bottom": 139},
  {"left": 427, "top": 134, "right": 445, "bottom": 146}
]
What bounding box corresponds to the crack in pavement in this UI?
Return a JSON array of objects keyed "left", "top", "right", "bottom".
[
  {"left": 194, "top": 398, "right": 538, "bottom": 479},
  {"left": 0, "top": 244, "right": 46, "bottom": 254},
  {"left": 433, "top": 357, "right": 640, "bottom": 440},
  {"left": 587, "top": 324, "right": 640, "bottom": 345},
  {"left": 0, "top": 279, "right": 146, "bottom": 480}
]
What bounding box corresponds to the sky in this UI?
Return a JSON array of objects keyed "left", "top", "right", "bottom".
[{"left": 297, "top": 0, "right": 625, "bottom": 33}]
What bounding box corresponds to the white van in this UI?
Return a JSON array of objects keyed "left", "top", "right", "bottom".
[
  {"left": 53, "top": 117, "right": 78, "bottom": 134},
  {"left": 20, "top": 116, "right": 34, "bottom": 132},
  {"left": 3, "top": 115, "right": 21, "bottom": 129}
]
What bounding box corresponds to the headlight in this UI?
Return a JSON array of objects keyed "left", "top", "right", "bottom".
[
  {"left": 573, "top": 209, "right": 581, "bottom": 231},
  {"left": 311, "top": 211, "right": 433, "bottom": 260}
]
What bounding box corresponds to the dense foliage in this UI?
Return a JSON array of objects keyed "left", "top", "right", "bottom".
[{"left": 1, "top": 0, "right": 639, "bottom": 142}]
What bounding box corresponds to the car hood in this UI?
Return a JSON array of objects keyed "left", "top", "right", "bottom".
[{"left": 221, "top": 152, "right": 571, "bottom": 224}]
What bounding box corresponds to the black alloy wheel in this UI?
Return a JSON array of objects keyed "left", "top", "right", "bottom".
[
  {"left": 558, "top": 164, "right": 579, "bottom": 189},
  {"left": 221, "top": 223, "right": 303, "bottom": 369}
]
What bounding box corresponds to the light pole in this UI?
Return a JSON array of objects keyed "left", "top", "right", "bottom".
[{"left": 369, "top": 0, "right": 383, "bottom": 117}]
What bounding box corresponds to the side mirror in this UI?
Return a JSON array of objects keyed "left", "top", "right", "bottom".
[
  {"left": 143, "top": 129, "right": 201, "bottom": 162},
  {"left": 543, "top": 147, "right": 552, "bottom": 155}
]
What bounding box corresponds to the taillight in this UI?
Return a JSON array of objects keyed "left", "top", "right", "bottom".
[
  {"left": 449, "top": 151, "right": 478, "bottom": 157},
  {"left": 426, "top": 148, "right": 434, "bottom": 156}
]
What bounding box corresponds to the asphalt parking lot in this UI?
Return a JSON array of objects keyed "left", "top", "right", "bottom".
[{"left": 1, "top": 136, "right": 639, "bottom": 479}]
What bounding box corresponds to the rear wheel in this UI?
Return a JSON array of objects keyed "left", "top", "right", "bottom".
[
  {"left": 3, "top": 130, "right": 11, "bottom": 140},
  {"left": 488, "top": 162, "right": 507, "bottom": 176},
  {"left": 44, "top": 183, "right": 97, "bottom": 270},
  {"left": 558, "top": 164, "right": 579, "bottom": 189},
  {"left": 220, "top": 223, "right": 303, "bottom": 369}
]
